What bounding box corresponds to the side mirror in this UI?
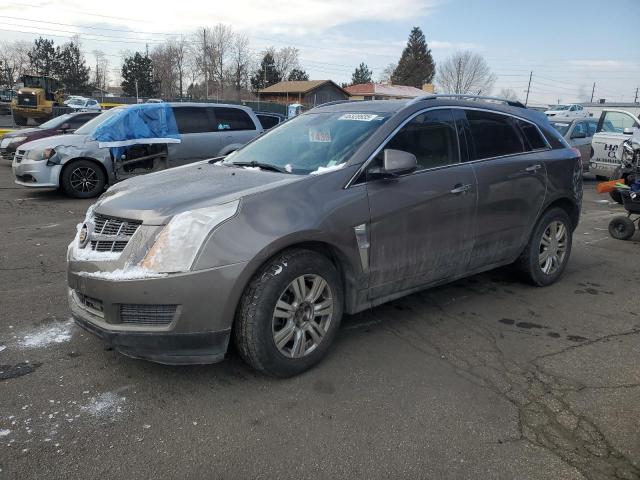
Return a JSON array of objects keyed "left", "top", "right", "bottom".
[
  {"left": 382, "top": 149, "right": 417, "bottom": 176},
  {"left": 623, "top": 127, "right": 635, "bottom": 135},
  {"left": 571, "top": 131, "right": 587, "bottom": 139}
]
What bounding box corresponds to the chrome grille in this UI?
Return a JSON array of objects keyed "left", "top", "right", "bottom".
[
  {"left": 88, "top": 214, "right": 141, "bottom": 253},
  {"left": 119, "top": 304, "right": 178, "bottom": 326}
]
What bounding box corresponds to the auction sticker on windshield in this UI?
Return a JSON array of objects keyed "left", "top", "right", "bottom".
[
  {"left": 309, "top": 127, "right": 332, "bottom": 142},
  {"left": 338, "top": 113, "right": 380, "bottom": 122}
]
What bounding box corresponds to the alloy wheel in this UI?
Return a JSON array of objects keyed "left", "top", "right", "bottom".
[
  {"left": 272, "top": 274, "right": 333, "bottom": 358},
  {"left": 538, "top": 220, "right": 568, "bottom": 275},
  {"left": 69, "top": 166, "right": 98, "bottom": 193}
]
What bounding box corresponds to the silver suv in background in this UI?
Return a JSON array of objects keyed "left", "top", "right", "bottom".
[
  {"left": 12, "top": 103, "right": 263, "bottom": 198},
  {"left": 549, "top": 117, "right": 598, "bottom": 171},
  {"left": 67, "top": 95, "right": 582, "bottom": 377}
]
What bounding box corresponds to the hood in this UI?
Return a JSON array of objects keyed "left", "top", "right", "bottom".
[
  {"left": 93, "top": 162, "right": 302, "bottom": 224},
  {"left": 4, "top": 127, "right": 40, "bottom": 138},
  {"left": 18, "top": 134, "right": 90, "bottom": 152}
]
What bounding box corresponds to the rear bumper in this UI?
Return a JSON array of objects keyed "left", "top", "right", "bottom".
[{"left": 73, "top": 313, "right": 230, "bottom": 365}]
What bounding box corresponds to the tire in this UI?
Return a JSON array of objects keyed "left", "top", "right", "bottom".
[
  {"left": 517, "top": 207, "right": 573, "bottom": 287},
  {"left": 608, "top": 216, "right": 635, "bottom": 241},
  {"left": 61, "top": 160, "right": 106, "bottom": 198},
  {"left": 12, "top": 114, "right": 27, "bottom": 126},
  {"left": 234, "top": 249, "right": 343, "bottom": 377}
]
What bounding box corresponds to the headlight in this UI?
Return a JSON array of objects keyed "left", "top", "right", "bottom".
[
  {"left": 139, "top": 200, "right": 239, "bottom": 273},
  {"left": 25, "top": 148, "right": 55, "bottom": 161},
  {"left": 8, "top": 136, "right": 27, "bottom": 144}
]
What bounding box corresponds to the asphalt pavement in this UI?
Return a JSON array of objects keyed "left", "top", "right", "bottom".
[{"left": 0, "top": 162, "right": 638, "bottom": 480}]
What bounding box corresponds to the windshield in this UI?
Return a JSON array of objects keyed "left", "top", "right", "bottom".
[
  {"left": 68, "top": 98, "right": 84, "bottom": 106},
  {"left": 550, "top": 122, "right": 571, "bottom": 136},
  {"left": 550, "top": 105, "right": 570, "bottom": 111},
  {"left": 39, "top": 114, "right": 72, "bottom": 129},
  {"left": 74, "top": 108, "right": 122, "bottom": 135},
  {"left": 224, "top": 112, "right": 389, "bottom": 174}
]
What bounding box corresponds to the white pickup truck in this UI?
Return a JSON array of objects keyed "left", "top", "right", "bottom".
[{"left": 589, "top": 109, "right": 640, "bottom": 179}]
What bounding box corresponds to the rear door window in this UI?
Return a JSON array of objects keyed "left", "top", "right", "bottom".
[
  {"left": 587, "top": 120, "right": 598, "bottom": 136},
  {"left": 384, "top": 108, "right": 460, "bottom": 170},
  {"left": 516, "top": 119, "right": 548, "bottom": 150},
  {"left": 213, "top": 107, "right": 256, "bottom": 131},
  {"left": 173, "top": 107, "right": 212, "bottom": 134},
  {"left": 257, "top": 114, "right": 280, "bottom": 130},
  {"left": 466, "top": 110, "right": 525, "bottom": 159}
]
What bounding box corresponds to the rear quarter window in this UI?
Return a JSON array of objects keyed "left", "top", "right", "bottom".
[
  {"left": 516, "top": 119, "right": 548, "bottom": 150},
  {"left": 213, "top": 107, "right": 256, "bottom": 131},
  {"left": 257, "top": 114, "right": 280, "bottom": 130}
]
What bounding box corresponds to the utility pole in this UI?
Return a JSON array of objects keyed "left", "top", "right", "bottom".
[
  {"left": 524, "top": 71, "right": 532, "bottom": 106},
  {"left": 590, "top": 82, "right": 596, "bottom": 103},
  {"left": 135, "top": 79, "right": 139, "bottom": 102},
  {"left": 635, "top": 87, "right": 639, "bottom": 104},
  {"left": 203, "top": 29, "right": 208, "bottom": 100}
]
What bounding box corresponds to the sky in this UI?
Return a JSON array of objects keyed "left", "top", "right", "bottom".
[{"left": 1, "top": 0, "right": 639, "bottom": 106}]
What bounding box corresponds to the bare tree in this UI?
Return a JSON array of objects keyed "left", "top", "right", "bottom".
[
  {"left": 436, "top": 50, "right": 496, "bottom": 95},
  {"left": 378, "top": 63, "right": 397, "bottom": 84},
  {"left": 0, "top": 40, "right": 30, "bottom": 89},
  {"left": 92, "top": 50, "right": 110, "bottom": 93},
  {"left": 272, "top": 46, "right": 300, "bottom": 81},
  {"left": 167, "top": 37, "right": 188, "bottom": 100},
  {"left": 150, "top": 43, "right": 177, "bottom": 99},
  {"left": 499, "top": 88, "right": 519, "bottom": 102},
  {"left": 209, "top": 24, "right": 234, "bottom": 100},
  {"left": 227, "top": 33, "right": 251, "bottom": 101}
]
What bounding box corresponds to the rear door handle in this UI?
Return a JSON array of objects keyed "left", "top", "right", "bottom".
[
  {"left": 525, "top": 164, "right": 542, "bottom": 173},
  {"left": 450, "top": 183, "right": 472, "bottom": 195}
]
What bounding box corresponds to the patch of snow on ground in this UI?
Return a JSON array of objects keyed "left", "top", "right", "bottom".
[
  {"left": 20, "top": 320, "right": 74, "bottom": 349},
  {"left": 0, "top": 345, "right": 6, "bottom": 352},
  {"left": 0, "top": 429, "right": 10, "bottom": 436},
  {"left": 76, "top": 267, "right": 167, "bottom": 281},
  {"left": 81, "top": 392, "right": 126, "bottom": 418}
]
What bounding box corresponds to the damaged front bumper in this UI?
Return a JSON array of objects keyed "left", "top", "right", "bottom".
[
  {"left": 12, "top": 157, "right": 61, "bottom": 188},
  {"left": 67, "top": 261, "right": 248, "bottom": 365}
]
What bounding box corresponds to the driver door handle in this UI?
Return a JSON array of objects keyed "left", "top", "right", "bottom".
[
  {"left": 525, "top": 164, "right": 542, "bottom": 173},
  {"left": 450, "top": 183, "right": 472, "bottom": 195}
]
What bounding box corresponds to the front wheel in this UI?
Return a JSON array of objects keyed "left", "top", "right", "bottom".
[
  {"left": 517, "top": 207, "right": 573, "bottom": 286},
  {"left": 608, "top": 216, "right": 635, "bottom": 241},
  {"left": 61, "top": 160, "right": 106, "bottom": 198},
  {"left": 234, "top": 249, "right": 343, "bottom": 377}
]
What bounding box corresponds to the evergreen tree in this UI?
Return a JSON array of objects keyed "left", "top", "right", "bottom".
[
  {"left": 287, "top": 69, "right": 309, "bottom": 81},
  {"left": 54, "top": 42, "right": 90, "bottom": 94},
  {"left": 28, "top": 37, "right": 58, "bottom": 76},
  {"left": 351, "top": 62, "right": 373, "bottom": 85},
  {"left": 121, "top": 52, "right": 157, "bottom": 98},
  {"left": 250, "top": 52, "right": 281, "bottom": 93},
  {"left": 391, "top": 27, "right": 435, "bottom": 88}
]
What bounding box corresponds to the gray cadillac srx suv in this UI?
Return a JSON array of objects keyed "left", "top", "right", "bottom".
[{"left": 67, "top": 95, "right": 582, "bottom": 377}]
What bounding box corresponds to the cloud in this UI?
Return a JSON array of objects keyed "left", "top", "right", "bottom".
[
  {"left": 568, "top": 59, "right": 638, "bottom": 68},
  {"left": 429, "top": 41, "right": 483, "bottom": 51},
  {"left": 4, "top": 0, "right": 441, "bottom": 35}
]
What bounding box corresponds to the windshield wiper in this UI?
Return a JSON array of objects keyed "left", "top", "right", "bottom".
[{"left": 230, "top": 161, "right": 289, "bottom": 174}]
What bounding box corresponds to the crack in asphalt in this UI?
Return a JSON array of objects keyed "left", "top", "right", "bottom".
[{"left": 378, "top": 292, "right": 640, "bottom": 480}]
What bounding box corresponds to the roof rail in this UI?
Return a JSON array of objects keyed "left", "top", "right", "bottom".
[{"left": 409, "top": 94, "right": 525, "bottom": 108}]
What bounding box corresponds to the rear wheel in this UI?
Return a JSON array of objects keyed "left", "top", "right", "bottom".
[
  {"left": 518, "top": 207, "right": 573, "bottom": 286},
  {"left": 234, "top": 249, "right": 343, "bottom": 377},
  {"left": 608, "top": 216, "right": 635, "bottom": 240},
  {"left": 61, "top": 160, "right": 106, "bottom": 198}
]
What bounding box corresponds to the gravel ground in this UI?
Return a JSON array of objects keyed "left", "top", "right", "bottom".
[{"left": 0, "top": 162, "right": 638, "bottom": 480}]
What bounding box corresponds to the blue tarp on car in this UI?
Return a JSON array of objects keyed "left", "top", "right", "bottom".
[{"left": 89, "top": 103, "right": 181, "bottom": 149}]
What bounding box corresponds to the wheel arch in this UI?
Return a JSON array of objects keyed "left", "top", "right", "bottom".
[{"left": 544, "top": 196, "right": 580, "bottom": 230}]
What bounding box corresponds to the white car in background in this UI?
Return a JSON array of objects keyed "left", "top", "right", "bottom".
[
  {"left": 544, "top": 104, "right": 589, "bottom": 118},
  {"left": 66, "top": 97, "right": 101, "bottom": 112},
  {"left": 590, "top": 109, "right": 640, "bottom": 179}
]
